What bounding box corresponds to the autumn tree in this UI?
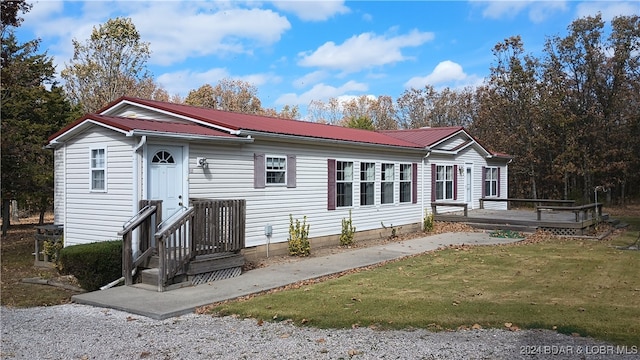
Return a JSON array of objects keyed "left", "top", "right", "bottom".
[
  {"left": 542, "top": 14, "right": 640, "bottom": 203},
  {"left": 396, "top": 86, "right": 436, "bottom": 129},
  {"left": 185, "top": 78, "right": 263, "bottom": 114},
  {"left": 61, "top": 17, "right": 165, "bottom": 113},
  {"left": 343, "top": 116, "right": 375, "bottom": 130}
]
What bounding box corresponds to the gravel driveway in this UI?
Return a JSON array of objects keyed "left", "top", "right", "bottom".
[{"left": 1, "top": 304, "right": 637, "bottom": 359}]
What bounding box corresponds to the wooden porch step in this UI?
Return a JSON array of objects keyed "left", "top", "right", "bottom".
[{"left": 186, "top": 253, "right": 244, "bottom": 276}]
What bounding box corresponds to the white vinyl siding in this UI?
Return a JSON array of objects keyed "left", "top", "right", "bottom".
[
  {"left": 61, "top": 127, "right": 134, "bottom": 246},
  {"left": 53, "top": 147, "right": 65, "bottom": 226},
  {"left": 189, "top": 140, "right": 424, "bottom": 248}
]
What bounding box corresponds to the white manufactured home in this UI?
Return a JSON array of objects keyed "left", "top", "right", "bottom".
[{"left": 47, "top": 97, "right": 510, "bottom": 289}]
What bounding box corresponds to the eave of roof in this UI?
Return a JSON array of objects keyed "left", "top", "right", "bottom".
[
  {"left": 102, "top": 97, "right": 424, "bottom": 149},
  {"left": 47, "top": 114, "right": 243, "bottom": 146}
]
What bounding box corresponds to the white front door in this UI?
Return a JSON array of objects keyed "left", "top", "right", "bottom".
[
  {"left": 465, "top": 164, "right": 473, "bottom": 208},
  {"left": 147, "top": 145, "right": 184, "bottom": 220}
]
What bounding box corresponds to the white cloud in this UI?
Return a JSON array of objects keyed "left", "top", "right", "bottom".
[
  {"left": 157, "top": 68, "right": 230, "bottom": 96},
  {"left": 576, "top": 1, "right": 640, "bottom": 21},
  {"left": 476, "top": 0, "right": 568, "bottom": 23},
  {"left": 275, "top": 80, "right": 368, "bottom": 107},
  {"left": 293, "top": 71, "right": 329, "bottom": 89},
  {"left": 20, "top": 2, "right": 292, "bottom": 69},
  {"left": 270, "top": 0, "right": 349, "bottom": 21},
  {"left": 298, "top": 29, "right": 435, "bottom": 73},
  {"left": 131, "top": 4, "right": 291, "bottom": 66},
  {"left": 404, "top": 60, "right": 480, "bottom": 89}
]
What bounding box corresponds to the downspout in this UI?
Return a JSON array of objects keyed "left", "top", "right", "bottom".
[
  {"left": 133, "top": 135, "right": 147, "bottom": 210},
  {"left": 131, "top": 135, "right": 146, "bottom": 258}
]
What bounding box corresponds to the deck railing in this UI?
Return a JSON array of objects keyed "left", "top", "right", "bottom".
[
  {"left": 154, "top": 207, "right": 196, "bottom": 292},
  {"left": 118, "top": 200, "right": 161, "bottom": 286},
  {"left": 191, "top": 199, "right": 246, "bottom": 255}
]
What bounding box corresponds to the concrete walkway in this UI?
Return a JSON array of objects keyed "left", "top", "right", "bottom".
[{"left": 72, "top": 232, "right": 522, "bottom": 320}]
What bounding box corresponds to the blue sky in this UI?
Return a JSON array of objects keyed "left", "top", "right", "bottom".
[{"left": 15, "top": 1, "right": 640, "bottom": 115}]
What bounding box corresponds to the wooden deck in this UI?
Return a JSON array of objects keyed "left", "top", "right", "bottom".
[{"left": 434, "top": 208, "right": 605, "bottom": 236}]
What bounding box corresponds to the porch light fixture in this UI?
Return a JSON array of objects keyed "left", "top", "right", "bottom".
[
  {"left": 458, "top": 165, "right": 464, "bottom": 175},
  {"left": 197, "top": 157, "right": 209, "bottom": 168}
]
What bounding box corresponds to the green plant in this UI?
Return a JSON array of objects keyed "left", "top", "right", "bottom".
[
  {"left": 340, "top": 210, "right": 356, "bottom": 247},
  {"left": 423, "top": 212, "right": 434, "bottom": 232},
  {"left": 288, "top": 214, "right": 310, "bottom": 257},
  {"left": 381, "top": 221, "right": 400, "bottom": 239},
  {"left": 57, "top": 240, "right": 122, "bottom": 291},
  {"left": 43, "top": 238, "right": 63, "bottom": 262},
  {"left": 489, "top": 229, "right": 525, "bottom": 238}
]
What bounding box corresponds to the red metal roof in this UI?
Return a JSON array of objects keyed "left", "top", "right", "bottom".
[
  {"left": 381, "top": 127, "right": 464, "bottom": 147},
  {"left": 107, "top": 97, "right": 424, "bottom": 149},
  {"left": 49, "top": 114, "right": 235, "bottom": 142}
]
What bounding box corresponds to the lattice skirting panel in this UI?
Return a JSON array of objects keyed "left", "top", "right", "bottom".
[
  {"left": 538, "top": 226, "right": 581, "bottom": 236},
  {"left": 191, "top": 266, "right": 242, "bottom": 286}
]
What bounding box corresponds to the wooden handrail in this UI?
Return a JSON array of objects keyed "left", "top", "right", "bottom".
[
  {"left": 479, "top": 198, "right": 575, "bottom": 209},
  {"left": 154, "top": 207, "right": 195, "bottom": 292},
  {"left": 119, "top": 203, "right": 159, "bottom": 286}
]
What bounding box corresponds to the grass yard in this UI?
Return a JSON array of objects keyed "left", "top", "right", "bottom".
[
  {"left": 1, "top": 224, "right": 78, "bottom": 307},
  {"left": 209, "top": 229, "right": 640, "bottom": 346}
]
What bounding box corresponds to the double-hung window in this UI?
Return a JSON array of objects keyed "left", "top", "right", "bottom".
[
  {"left": 266, "top": 156, "right": 287, "bottom": 185},
  {"left": 360, "top": 162, "right": 375, "bottom": 206},
  {"left": 435, "top": 165, "right": 453, "bottom": 200},
  {"left": 484, "top": 167, "right": 498, "bottom": 197},
  {"left": 381, "top": 163, "right": 394, "bottom": 204},
  {"left": 399, "top": 164, "right": 412, "bottom": 203},
  {"left": 336, "top": 161, "right": 353, "bottom": 207},
  {"left": 90, "top": 148, "right": 106, "bottom": 191}
]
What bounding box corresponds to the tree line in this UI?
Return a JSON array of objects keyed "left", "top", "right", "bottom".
[{"left": 1, "top": 1, "right": 638, "bottom": 231}]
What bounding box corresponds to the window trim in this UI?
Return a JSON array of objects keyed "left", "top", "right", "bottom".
[
  {"left": 265, "top": 155, "right": 287, "bottom": 186},
  {"left": 360, "top": 162, "right": 375, "bottom": 206},
  {"left": 399, "top": 163, "right": 412, "bottom": 203},
  {"left": 89, "top": 147, "right": 106, "bottom": 192},
  {"left": 380, "top": 163, "right": 395, "bottom": 205},
  {"left": 336, "top": 160, "right": 354, "bottom": 208},
  {"left": 484, "top": 166, "right": 499, "bottom": 197},
  {"left": 435, "top": 165, "right": 454, "bottom": 201}
]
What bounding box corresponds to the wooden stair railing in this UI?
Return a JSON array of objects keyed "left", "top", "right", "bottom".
[
  {"left": 118, "top": 200, "right": 161, "bottom": 286},
  {"left": 154, "top": 207, "right": 196, "bottom": 292}
]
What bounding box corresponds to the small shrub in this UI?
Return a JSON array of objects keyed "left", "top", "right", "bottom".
[
  {"left": 381, "top": 222, "right": 400, "bottom": 239},
  {"left": 288, "top": 214, "right": 310, "bottom": 256},
  {"left": 43, "top": 238, "right": 64, "bottom": 262},
  {"left": 423, "top": 212, "right": 434, "bottom": 232},
  {"left": 57, "top": 240, "right": 122, "bottom": 291},
  {"left": 340, "top": 210, "right": 356, "bottom": 247}
]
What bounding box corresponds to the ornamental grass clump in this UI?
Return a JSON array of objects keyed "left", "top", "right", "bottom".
[
  {"left": 288, "top": 214, "right": 310, "bottom": 256},
  {"left": 340, "top": 210, "right": 356, "bottom": 247}
]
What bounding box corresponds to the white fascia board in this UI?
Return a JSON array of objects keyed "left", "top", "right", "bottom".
[
  {"left": 102, "top": 100, "right": 237, "bottom": 135},
  {"left": 238, "top": 130, "right": 426, "bottom": 154},
  {"left": 129, "top": 130, "right": 254, "bottom": 143},
  {"left": 48, "top": 119, "right": 129, "bottom": 145}
]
